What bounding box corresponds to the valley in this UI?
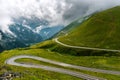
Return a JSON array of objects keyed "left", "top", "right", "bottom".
[{"left": 0, "top": 6, "right": 120, "bottom": 80}]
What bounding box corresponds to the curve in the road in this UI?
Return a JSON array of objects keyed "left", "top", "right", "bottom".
[
  {"left": 54, "top": 38, "right": 120, "bottom": 53},
  {"left": 54, "top": 38, "right": 120, "bottom": 75},
  {"left": 6, "top": 55, "right": 106, "bottom": 80},
  {"left": 6, "top": 55, "right": 120, "bottom": 76}
]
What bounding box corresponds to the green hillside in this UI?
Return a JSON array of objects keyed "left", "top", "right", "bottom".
[
  {"left": 0, "top": 6, "right": 120, "bottom": 80},
  {"left": 0, "top": 40, "right": 120, "bottom": 80},
  {"left": 59, "top": 6, "right": 120, "bottom": 50},
  {"left": 53, "top": 16, "right": 89, "bottom": 37}
]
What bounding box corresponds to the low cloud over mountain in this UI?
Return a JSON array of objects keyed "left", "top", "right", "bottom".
[{"left": 0, "top": 0, "right": 120, "bottom": 34}]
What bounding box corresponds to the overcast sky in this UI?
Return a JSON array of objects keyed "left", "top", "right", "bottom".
[{"left": 0, "top": 0, "right": 120, "bottom": 33}]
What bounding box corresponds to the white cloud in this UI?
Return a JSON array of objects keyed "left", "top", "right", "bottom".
[
  {"left": 0, "top": 0, "right": 69, "bottom": 33},
  {"left": 0, "top": 0, "right": 120, "bottom": 34}
]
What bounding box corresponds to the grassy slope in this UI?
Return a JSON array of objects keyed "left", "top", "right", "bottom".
[
  {"left": 0, "top": 42, "right": 120, "bottom": 80},
  {"left": 0, "top": 48, "right": 82, "bottom": 80},
  {"left": 31, "top": 40, "right": 120, "bottom": 71},
  {"left": 0, "top": 6, "right": 120, "bottom": 80},
  {"left": 53, "top": 16, "right": 88, "bottom": 37},
  {"left": 59, "top": 6, "right": 120, "bottom": 50}
]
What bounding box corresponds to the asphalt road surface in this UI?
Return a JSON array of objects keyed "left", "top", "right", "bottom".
[
  {"left": 6, "top": 55, "right": 107, "bottom": 80},
  {"left": 54, "top": 38, "right": 120, "bottom": 53}
]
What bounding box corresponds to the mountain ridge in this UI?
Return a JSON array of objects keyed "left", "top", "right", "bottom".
[
  {"left": 0, "top": 6, "right": 120, "bottom": 80},
  {"left": 58, "top": 6, "right": 120, "bottom": 50},
  {"left": 0, "top": 17, "right": 64, "bottom": 52}
]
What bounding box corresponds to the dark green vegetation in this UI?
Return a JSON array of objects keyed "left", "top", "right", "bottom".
[
  {"left": 59, "top": 6, "right": 120, "bottom": 50},
  {"left": 0, "top": 6, "right": 120, "bottom": 80},
  {"left": 31, "top": 40, "right": 120, "bottom": 71}
]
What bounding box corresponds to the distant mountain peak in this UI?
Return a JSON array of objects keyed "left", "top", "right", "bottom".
[{"left": 0, "top": 17, "right": 64, "bottom": 52}]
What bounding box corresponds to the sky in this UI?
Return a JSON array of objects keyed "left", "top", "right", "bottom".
[{"left": 0, "top": 0, "right": 120, "bottom": 33}]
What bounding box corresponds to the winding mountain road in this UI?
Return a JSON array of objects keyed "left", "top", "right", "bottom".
[
  {"left": 54, "top": 38, "right": 120, "bottom": 53},
  {"left": 5, "top": 55, "right": 106, "bottom": 80},
  {"left": 6, "top": 55, "right": 120, "bottom": 80},
  {"left": 5, "top": 38, "right": 120, "bottom": 80}
]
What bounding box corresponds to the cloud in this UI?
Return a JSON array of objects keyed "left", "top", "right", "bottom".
[
  {"left": 64, "top": 0, "right": 120, "bottom": 23},
  {"left": 0, "top": 0, "right": 69, "bottom": 33},
  {"left": 0, "top": 0, "right": 120, "bottom": 33}
]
